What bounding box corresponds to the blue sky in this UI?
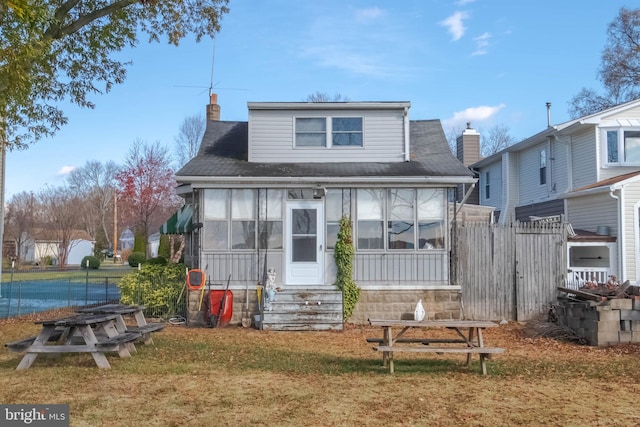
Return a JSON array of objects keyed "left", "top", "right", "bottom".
[{"left": 5, "top": 0, "right": 636, "bottom": 199}]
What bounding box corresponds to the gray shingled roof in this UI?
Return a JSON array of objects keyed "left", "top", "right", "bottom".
[{"left": 176, "top": 119, "right": 473, "bottom": 179}]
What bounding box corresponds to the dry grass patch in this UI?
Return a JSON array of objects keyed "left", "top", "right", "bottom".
[{"left": 1, "top": 315, "right": 640, "bottom": 426}]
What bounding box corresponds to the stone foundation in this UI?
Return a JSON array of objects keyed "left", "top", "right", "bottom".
[
  {"left": 556, "top": 296, "right": 640, "bottom": 346},
  {"left": 349, "top": 289, "right": 463, "bottom": 324}
]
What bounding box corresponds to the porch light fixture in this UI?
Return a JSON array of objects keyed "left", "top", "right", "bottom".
[{"left": 313, "top": 187, "right": 326, "bottom": 199}]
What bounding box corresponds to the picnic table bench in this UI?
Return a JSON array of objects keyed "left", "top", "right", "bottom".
[
  {"left": 7, "top": 313, "right": 137, "bottom": 370},
  {"left": 368, "top": 319, "right": 504, "bottom": 375}
]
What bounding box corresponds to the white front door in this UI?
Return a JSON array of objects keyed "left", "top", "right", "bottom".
[{"left": 285, "top": 201, "right": 324, "bottom": 285}]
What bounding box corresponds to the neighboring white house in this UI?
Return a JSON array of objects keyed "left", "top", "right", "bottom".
[
  {"left": 464, "top": 98, "right": 640, "bottom": 285},
  {"left": 20, "top": 230, "right": 95, "bottom": 266},
  {"left": 167, "top": 96, "right": 476, "bottom": 325}
]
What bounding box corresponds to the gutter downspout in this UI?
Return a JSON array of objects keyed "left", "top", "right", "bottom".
[
  {"left": 403, "top": 107, "right": 410, "bottom": 161},
  {"left": 610, "top": 189, "right": 624, "bottom": 280}
]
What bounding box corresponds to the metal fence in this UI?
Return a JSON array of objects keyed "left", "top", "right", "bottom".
[{"left": 0, "top": 267, "right": 187, "bottom": 321}]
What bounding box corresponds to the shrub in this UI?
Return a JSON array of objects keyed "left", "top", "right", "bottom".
[
  {"left": 148, "top": 256, "right": 168, "bottom": 266},
  {"left": 118, "top": 263, "right": 187, "bottom": 319},
  {"left": 158, "top": 234, "right": 171, "bottom": 259},
  {"left": 81, "top": 256, "right": 101, "bottom": 269},
  {"left": 128, "top": 252, "right": 146, "bottom": 267},
  {"left": 133, "top": 232, "right": 146, "bottom": 254}
]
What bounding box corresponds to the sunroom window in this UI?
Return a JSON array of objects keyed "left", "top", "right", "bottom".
[
  {"left": 231, "top": 189, "right": 256, "bottom": 249},
  {"left": 357, "top": 189, "right": 384, "bottom": 250},
  {"left": 387, "top": 189, "right": 415, "bottom": 249},
  {"left": 326, "top": 189, "right": 351, "bottom": 250},
  {"left": 203, "top": 189, "right": 229, "bottom": 250},
  {"left": 417, "top": 189, "right": 445, "bottom": 249}
]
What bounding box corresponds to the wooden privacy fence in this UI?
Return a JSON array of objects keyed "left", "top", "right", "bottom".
[{"left": 453, "top": 221, "right": 568, "bottom": 321}]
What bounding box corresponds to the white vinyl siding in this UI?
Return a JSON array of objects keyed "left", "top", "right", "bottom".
[
  {"left": 479, "top": 161, "right": 502, "bottom": 209},
  {"left": 566, "top": 193, "right": 617, "bottom": 235},
  {"left": 248, "top": 108, "right": 405, "bottom": 163},
  {"left": 518, "top": 143, "right": 549, "bottom": 205},
  {"left": 622, "top": 182, "right": 640, "bottom": 281},
  {"left": 571, "top": 127, "right": 598, "bottom": 189}
]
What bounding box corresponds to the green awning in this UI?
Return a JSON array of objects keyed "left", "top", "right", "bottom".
[{"left": 160, "top": 204, "right": 195, "bottom": 234}]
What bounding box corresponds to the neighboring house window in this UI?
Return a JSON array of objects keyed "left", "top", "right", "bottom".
[
  {"left": 231, "top": 189, "right": 256, "bottom": 249},
  {"left": 607, "top": 130, "right": 619, "bottom": 163},
  {"left": 295, "top": 118, "right": 326, "bottom": 147},
  {"left": 539, "top": 149, "right": 547, "bottom": 185},
  {"left": 203, "top": 189, "right": 229, "bottom": 250},
  {"left": 357, "top": 189, "right": 384, "bottom": 249},
  {"left": 356, "top": 188, "right": 445, "bottom": 251},
  {"left": 295, "top": 117, "right": 363, "bottom": 148},
  {"left": 484, "top": 171, "right": 490, "bottom": 200},
  {"left": 417, "top": 189, "right": 445, "bottom": 249},
  {"left": 326, "top": 189, "right": 351, "bottom": 250},
  {"left": 624, "top": 130, "right": 640, "bottom": 163},
  {"left": 602, "top": 128, "right": 640, "bottom": 164},
  {"left": 332, "top": 118, "right": 363, "bottom": 146},
  {"left": 388, "top": 189, "right": 415, "bottom": 249}
]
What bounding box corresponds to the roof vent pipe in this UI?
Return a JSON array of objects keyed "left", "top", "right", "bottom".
[{"left": 546, "top": 102, "right": 552, "bottom": 127}]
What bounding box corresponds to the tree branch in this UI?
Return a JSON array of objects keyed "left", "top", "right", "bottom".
[{"left": 45, "top": 0, "right": 140, "bottom": 40}]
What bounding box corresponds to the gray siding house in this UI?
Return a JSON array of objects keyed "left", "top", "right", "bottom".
[
  {"left": 172, "top": 96, "right": 475, "bottom": 328},
  {"left": 465, "top": 99, "right": 640, "bottom": 287}
]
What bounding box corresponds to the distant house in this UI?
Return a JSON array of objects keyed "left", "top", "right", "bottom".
[
  {"left": 20, "top": 229, "right": 95, "bottom": 266},
  {"left": 163, "top": 95, "right": 476, "bottom": 328},
  {"left": 462, "top": 99, "right": 640, "bottom": 286}
]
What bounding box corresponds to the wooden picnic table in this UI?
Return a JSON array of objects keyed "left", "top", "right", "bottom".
[
  {"left": 368, "top": 319, "right": 504, "bottom": 375},
  {"left": 5, "top": 313, "right": 142, "bottom": 370},
  {"left": 76, "top": 304, "right": 165, "bottom": 344}
]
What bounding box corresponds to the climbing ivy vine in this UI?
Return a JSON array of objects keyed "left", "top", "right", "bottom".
[{"left": 334, "top": 216, "right": 360, "bottom": 320}]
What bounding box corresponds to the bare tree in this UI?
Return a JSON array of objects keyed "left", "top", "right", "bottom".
[
  {"left": 570, "top": 7, "right": 640, "bottom": 117},
  {"left": 67, "top": 160, "right": 120, "bottom": 251},
  {"left": 306, "top": 92, "right": 351, "bottom": 102},
  {"left": 445, "top": 124, "right": 467, "bottom": 155},
  {"left": 175, "top": 113, "right": 206, "bottom": 167},
  {"left": 37, "top": 186, "right": 84, "bottom": 267},
  {"left": 482, "top": 124, "right": 516, "bottom": 157},
  {"left": 4, "top": 191, "right": 37, "bottom": 264}
]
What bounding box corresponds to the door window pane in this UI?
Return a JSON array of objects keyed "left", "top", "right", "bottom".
[{"left": 292, "top": 208, "right": 317, "bottom": 262}]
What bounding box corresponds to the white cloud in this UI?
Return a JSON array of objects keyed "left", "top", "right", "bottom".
[
  {"left": 472, "top": 32, "right": 491, "bottom": 56},
  {"left": 355, "top": 7, "right": 384, "bottom": 23},
  {"left": 57, "top": 165, "right": 75, "bottom": 176},
  {"left": 439, "top": 11, "right": 469, "bottom": 41},
  {"left": 442, "top": 104, "right": 506, "bottom": 130}
]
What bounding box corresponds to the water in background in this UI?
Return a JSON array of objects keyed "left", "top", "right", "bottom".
[{"left": 0, "top": 280, "right": 120, "bottom": 318}]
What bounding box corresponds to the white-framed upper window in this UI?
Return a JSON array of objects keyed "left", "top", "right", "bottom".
[
  {"left": 602, "top": 128, "right": 640, "bottom": 165},
  {"left": 295, "top": 117, "right": 363, "bottom": 148}
]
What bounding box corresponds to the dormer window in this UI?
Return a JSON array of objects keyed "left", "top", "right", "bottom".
[
  {"left": 295, "top": 117, "right": 363, "bottom": 148},
  {"left": 295, "top": 118, "right": 326, "bottom": 147}
]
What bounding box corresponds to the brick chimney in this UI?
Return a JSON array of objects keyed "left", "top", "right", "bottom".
[
  {"left": 456, "top": 122, "right": 480, "bottom": 166},
  {"left": 456, "top": 122, "right": 480, "bottom": 205},
  {"left": 207, "top": 93, "right": 220, "bottom": 121}
]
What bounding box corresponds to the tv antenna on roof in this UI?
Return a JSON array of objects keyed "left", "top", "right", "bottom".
[{"left": 173, "top": 37, "right": 247, "bottom": 95}]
